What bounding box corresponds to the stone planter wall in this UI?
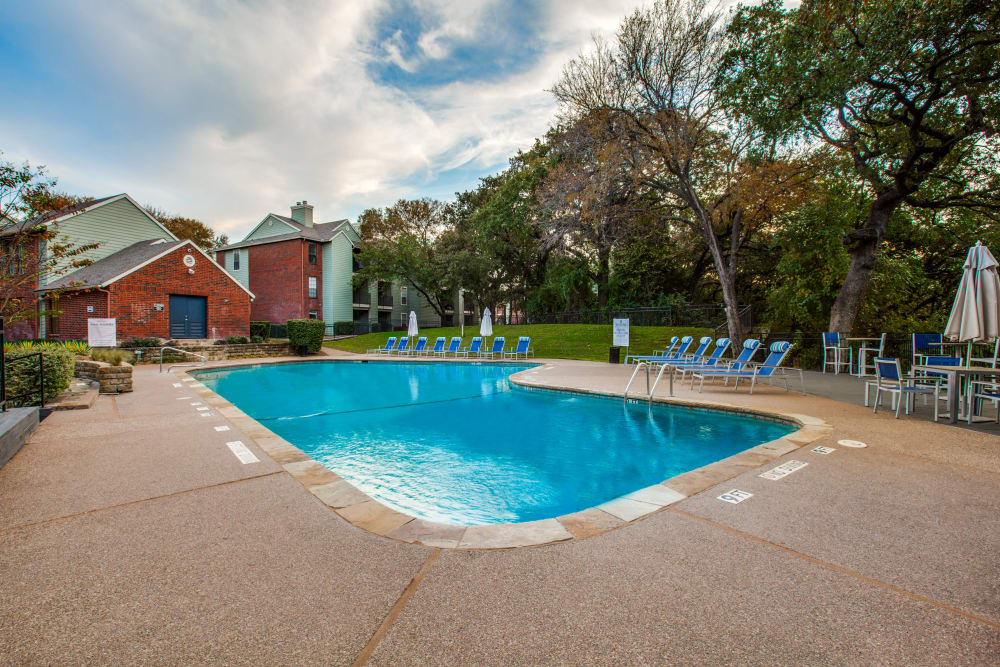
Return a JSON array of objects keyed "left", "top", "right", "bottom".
[
  {"left": 127, "top": 342, "right": 292, "bottom": 363},
  {"left": 75, "top": 360, "right": 134, "bottom": 394}
]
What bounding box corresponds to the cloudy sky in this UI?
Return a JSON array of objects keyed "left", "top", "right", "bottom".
[{"left": 0, "top": 0, "right": 656, "bottom": 238}]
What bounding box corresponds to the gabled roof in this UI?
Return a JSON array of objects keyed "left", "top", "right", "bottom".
[
  {"left": 41, "top": 239, "right": 255, "bottom": 298},
  {"left": 4, "top": 193, "right": 179, "bottom": 241},
  {"left": 216, "top": 218, "right": 355, "bottom": 251}
]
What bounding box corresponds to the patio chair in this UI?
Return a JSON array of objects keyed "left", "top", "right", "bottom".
[
  {"left": 368, "top": 336, "right": 396, "bottom": 355},
  {"left": 642, "top": 336, "right": 695, "bottom": 365},
  {"left": 692, "top": 341, "right": 802, "bottom": 395},
  {"left": 404, "top": 336, "right": 428, "bottom": 356},
  {"left": 481, "top": 336, "right": 505, "bottom": 359},
  {"left": 871, "top": 357, "right": 942, "bottom": 420},
  {"left": 682, "top": 336, "right": 713, "bottom": 362},
  {"left": 387, "top": 336, "right": 408, "bottom": 355},
  {"left": 455, "top": 336, "right": 482, "bottom": 357},
  {"left": 911, "top": 333, "right": 943, "bottom": 369},
  {"left": 429, "top": 337, "right": 446, "bottom": 356},
  {"left": 503, "top": 336, "right": 533, "bottom": 359},
  {"left": 857, "top": 333, "right": 887, "bottom": 377},
  {"left": 671, "top": 338, "right": 731, "bottom": 382},
  {"left": 969, "top": 339, "right": 1000, "bottom": 367},
  {"left": 822, "top": 332, "right": 851, "bottom": 374},
  {"left": 966, "top": 378, "right": 1000, "bottom": 423},
  {"left": 629, "top": 336, "right": 678, "bottom": 364},
  {"left": 442, "top": 336, "right": 462, "bottom": 356}
]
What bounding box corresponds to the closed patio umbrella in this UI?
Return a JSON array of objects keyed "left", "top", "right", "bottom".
[
  {"left": 945, "top": 241, "right": 1000, "bottom": 360},
  {"left": 407, "top": 311, "right": 418, "bottom": 338},
  {"left": 480, "top": 307, "right": 493, "bottom": 337}
]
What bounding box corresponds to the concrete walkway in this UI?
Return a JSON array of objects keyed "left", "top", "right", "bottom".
[{"left": 2, "top": 355, "right": 998, "bottom": 664}]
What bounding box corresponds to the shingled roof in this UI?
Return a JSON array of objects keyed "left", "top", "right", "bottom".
[
  {"left": 41, "top": 239, "right": 186, "bottom": 290},
  {"left": 215, "top": 218, "right": 356, "bottom": 252}
]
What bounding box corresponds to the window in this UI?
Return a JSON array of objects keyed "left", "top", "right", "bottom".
[
  {"left": 308, "top": 276, "right": 317, "bottom": 298},
  {"left": 400, "top": 286, "right": 407, "bottom": 305},
  {"left": 308, "top": 310, "right": 318, "bottom": 319},
  {"left": 232, "top": 250, "right": 240, "bottom": 270},
  {"left": 401, "top": 313, "right": 408, "bottom": 327},
  {"left": 308, "top": 243, "right": 318, "bottom": 264}
]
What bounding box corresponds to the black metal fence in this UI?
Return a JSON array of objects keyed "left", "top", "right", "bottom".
[
  {"left": 1, "top": 317, "right": 46, "bottom": 411},
  {"left": 521, "top": 305, "right": 752, "bottom": 330}
]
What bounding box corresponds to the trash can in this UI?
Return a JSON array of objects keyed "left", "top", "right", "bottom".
[{"left": 609, "top": 346, "right": 621, "bottom": 364}]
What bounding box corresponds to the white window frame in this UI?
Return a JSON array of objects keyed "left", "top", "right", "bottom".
[
  {"left": 308, "top": 276, "right": 317, "bottom": 298},
  {"left": 232, "top": 250, "right": 240, "bottom": 270},
  {"left": 308, "top": 310, "right": 318, "bottom": 319},
  {"left": 401, "top": 286, "right": 407, "bottom": 305}
]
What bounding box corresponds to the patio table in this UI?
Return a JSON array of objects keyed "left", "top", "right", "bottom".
[{"left": 913, "top": 365, "right": 1000, "bottom": 424}]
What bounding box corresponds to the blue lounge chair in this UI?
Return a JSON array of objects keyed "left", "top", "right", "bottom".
[
  {"left": 871, "top": 357, "right": 942, "bottom": 420},
  {"left": 455, "top": 336, "right": 482, "bottom": 357},
  {"left": 428, "top": 337, "right": 446, "bottom": 356},
  {"left": 628, "top": 336, "right": 679, "bottom": 364},
  {"left": 481, "top": 337, "right": 505, "bottom": 359},
  {"left": 631, "top": 336, "right": 694, "bottom": 365},
  {"left": 441, "top": 336, "right": 461, "bottom": 356},
  {"left": 405, "top": 336, "right": 428, "bottom": 356},
  {"left": 368, "top": 336, "right": 396, "bottom": 355},
  {"left": 692, "top": 341, "right": 803, "bottom": 394},
  {"left": 504, "top": 336, "right": 532, "bottom": 359},
  {"left": 670, "top": 338, "right": 732, "bottom": 381},
  {"left": 681, "top": 336, "right": 712, "bottom": 361},
  {"left": 387, "top": 336, "right": 408, "bottom": 355}
]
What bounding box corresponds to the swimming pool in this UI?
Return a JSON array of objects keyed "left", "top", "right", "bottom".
[{"left": 197, "top": 361, "right": 794, "bottom": 525}]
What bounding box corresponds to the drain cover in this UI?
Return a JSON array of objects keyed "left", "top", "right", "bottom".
[{"left": 838, "top": 439, "right": 868, "bottom": 448}]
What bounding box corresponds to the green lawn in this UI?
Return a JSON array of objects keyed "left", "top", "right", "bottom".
[{"left": 324, "top": 324, "right": 714, "bottom": 362}]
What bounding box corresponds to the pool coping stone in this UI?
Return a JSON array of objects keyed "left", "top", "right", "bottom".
[{"left": 183, "top": 357, "right": 832, "bottom": 550}]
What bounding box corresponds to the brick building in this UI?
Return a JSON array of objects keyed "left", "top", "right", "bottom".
[
  {"left": 1, "top": 193, "right": 253, "bottom": 342},
  {"left": 43, "top": 240, "right": 252, "bottom": 341}
]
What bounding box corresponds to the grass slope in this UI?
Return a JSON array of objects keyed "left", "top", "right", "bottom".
[{"left": 324, "top": 324, "right": 713, "bottom": 362}]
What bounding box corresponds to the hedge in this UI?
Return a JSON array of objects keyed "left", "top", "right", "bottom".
[
  {"left": 3, "top": 347, "right": 74, "bottom": 406},
  {"left": 333, "top": 321, "right": 354, "bottom": 335},
  {"left": 287, "top": 319, "right": 326, "bottom": 353},
  {"left": 250, "top": 321, "right": 271, "bottom": 341}
]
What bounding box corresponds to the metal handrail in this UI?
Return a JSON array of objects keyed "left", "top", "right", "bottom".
[{"left": 160, "top": 346, "right": 206, "bottom": 373}]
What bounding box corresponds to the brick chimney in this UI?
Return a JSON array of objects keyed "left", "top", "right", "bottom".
[{"left": 290, "top": 200, "right": 314, "bottom": 227}]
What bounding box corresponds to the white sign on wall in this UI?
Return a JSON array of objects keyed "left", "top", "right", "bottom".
[
  {"left": 613, "top": 318, "right": 630, "bottom": 347},
  {"left": 87, "top": 318, "right": 117, "bottom": 347}
]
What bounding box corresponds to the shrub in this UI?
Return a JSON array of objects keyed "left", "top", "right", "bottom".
[
  {"left": 225, "top": 335, "right": 250, "bottom": 345},
  {"left": 120, "top": 337, "right": 161, "bottom": 348},
  {"left": 90, "top": 348, "right": 134, "bottom": 366},
  {"left": 333, "top": 321, "right": 355, "bottom": 335},
  {"left": 250, "top": 335, "right": 263, "bottom": 344},
  {"left": 270, "top": 323, "right": 288, "bottom": 339},
  {"left": 3, "top": 346, "right": 75, "bottom": 406},
  {"left": 59, "top": 340, "right": 91, "bottom": 356},
  {"left": 249, "top": 321, "right": 271, "bottom": 341},
  {"left": 286, "top": 319, "right": 325, "bottom": 353}
]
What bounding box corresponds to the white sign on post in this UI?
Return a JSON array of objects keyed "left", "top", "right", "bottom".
[
  {"left": 613, "top": 318, "right": 629, "bottom": 347},
  {"left": 87, "top": 318, "right": 117, "bottom": 347}
]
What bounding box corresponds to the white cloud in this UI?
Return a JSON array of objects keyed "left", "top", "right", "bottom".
[{"left": 0, "top": 0, "right": 649, "bottom": 238}]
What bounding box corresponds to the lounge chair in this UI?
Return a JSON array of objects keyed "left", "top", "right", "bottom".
[
  {"left": 441, "top": 336, "right": 461, "bottom": 357},
  {"left": 455, "top": 336, "right": 482, "bottom": 357},
  {"left": 481, "top": 337, "right": 505, "bottom": 359},
  {"left": 504, "top": 336, "right": 533, "bottom": 359},
  {"left": 428, "top": 337, "right": 446, "bottom": 356},
  {"left": 680, "top": 336, "right": 712, "bottom": 362},
  {"left": 871, "top": 357, "right": 942, "bottom": 420},
  {"left": 670, "top": 338, "right": 732, "bottom": 381},
  {"left": 630, "top": 336, "right": 694, "bottom": 365},
  {"left": 387, "top": 336, "right": 408, "bottom": 355},
  {"left": 691, "top": 341, "right": 803, "bottom": 394},
  {"left": 404, "top": 336, "right": 428, "bottom": 356},
  {"left": 368, "top": 336, "right": 396, "bottom": 355},
  {"left": 627, "top": 336, "right": 678, "bottom": 364}
]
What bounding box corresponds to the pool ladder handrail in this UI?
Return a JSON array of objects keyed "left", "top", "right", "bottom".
[
  {"left": 623, "top": 360, "right": 674, "bottom": 404},
  {"left": 160, "top": 346, "right": 207, "bottom": 373}
]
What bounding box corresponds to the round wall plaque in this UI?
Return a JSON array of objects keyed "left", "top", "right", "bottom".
[{"left": 183, "top": 254, "right": 196, "bottom": 267}]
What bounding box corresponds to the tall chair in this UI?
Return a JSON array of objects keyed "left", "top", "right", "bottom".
[
  {"left": 822, "top": 332, "right": 851, "bottom": 374},
  {"left": 969, "top": 339, "right": 1000, "bottom": 367},
  {"left": 911, "top": 333, "right": 943, "bottom": 369},
  {"left": 857, "top": 333, "right": 887, "bottom": 377}
]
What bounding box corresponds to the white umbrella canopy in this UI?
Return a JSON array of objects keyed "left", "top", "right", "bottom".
[
  {"left": 407, "top": 311, "right": 418, "bottom": 338},
  {"left": 480, "top": 307, "right": 493, "bottom": 337},
  {"left": 945, "top": 241, "right": 1000, "bottom": 346}
]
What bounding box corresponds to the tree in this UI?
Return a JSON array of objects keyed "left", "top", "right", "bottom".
[
  {"left": 354, "top": 199, "right": 455, "bottom": 319},
  {"left": 551, "top": 0, "right": 811, "bottom": 341},
  {"left": 0, "top": 155, "right": 98, "bottom": 329},
  {"left": 724, "top": 0, "right": 1000, "bottom": 333},
  {"left": 145, "top": 206, "right": 228, "bottom": 250}
]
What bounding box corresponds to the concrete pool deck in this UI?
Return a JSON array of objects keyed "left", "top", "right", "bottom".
[{"left": 1, "top": 352, "right": 999, "bottom": 663}]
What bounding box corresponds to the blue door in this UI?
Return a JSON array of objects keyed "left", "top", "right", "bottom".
[{"left": 169, "top": 295, "right": 207, "bottom": 338}]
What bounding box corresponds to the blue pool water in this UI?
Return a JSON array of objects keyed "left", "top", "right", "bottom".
[{"left": 197, "top": 362, "right": 793, "bottom": 525}]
